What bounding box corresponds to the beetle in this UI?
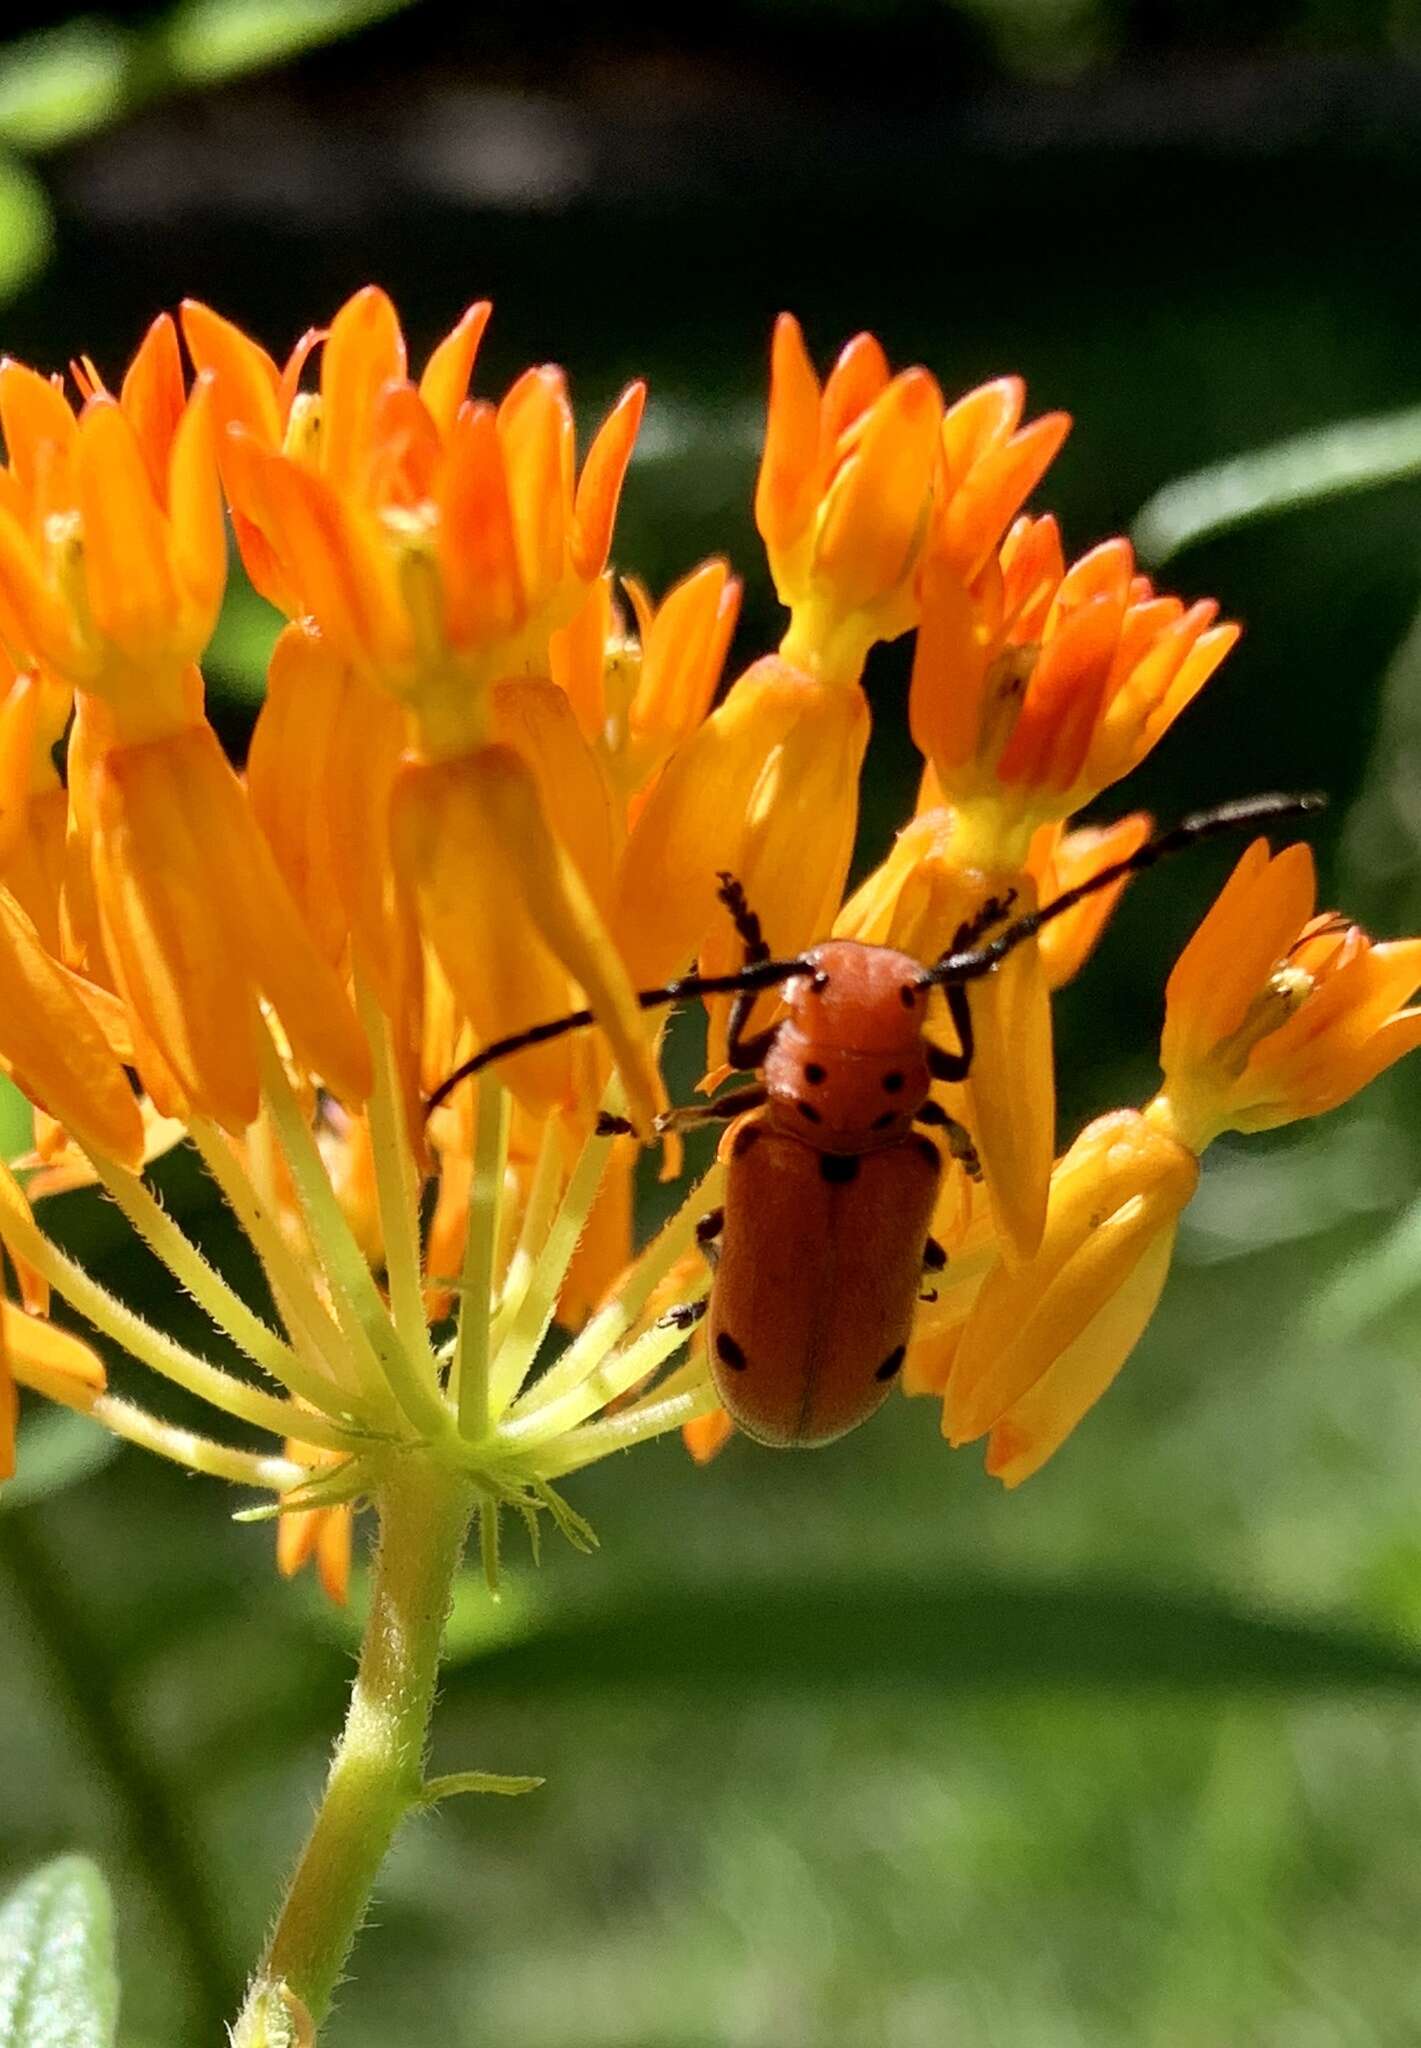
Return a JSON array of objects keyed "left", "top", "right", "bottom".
[{"left": 426, "top": 792, "right": 1321, "bottom": 1448}]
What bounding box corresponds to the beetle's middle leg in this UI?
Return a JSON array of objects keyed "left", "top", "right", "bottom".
[{"left": 915, "top": 1097, "right": 982, "bottom": 1179}]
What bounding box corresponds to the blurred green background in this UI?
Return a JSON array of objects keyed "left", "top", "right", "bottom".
[{"left": 7, "top": 1, "right": 1421, "bottom": 2042}]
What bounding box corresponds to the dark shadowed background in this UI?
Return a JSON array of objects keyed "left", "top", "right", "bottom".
[{"left": 4, "top": 3, "right": 1421, "bottom": 2042}]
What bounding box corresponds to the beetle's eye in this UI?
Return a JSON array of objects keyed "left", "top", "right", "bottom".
[
  {"left": 899, "top": 983, "right": 919, "bottom": 1008},
  {"left": 811, "top": 970, "right": 830, "bottom": 994}
]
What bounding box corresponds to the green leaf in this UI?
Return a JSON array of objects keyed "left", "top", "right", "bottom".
[
  {"left": 162, "top": 0, "right": 418, "bottom": 87},
  {"left": 0, "top": 1856, "right": 118, "bottom": 2048},
  {"left": 454, "top": 1574, "right": 1421, "bottom": 1700},
  {"left": 0, "top": 1410, "right": 120, "bottom": 1514},
  {"left": 0, "top": 154, "right": 53, "bottom": 305},
  {"left": 204, "top": 577, "right": 278, "bottom": 707},
  {"left": 0, "top": 22, "right": 130, "bottom": 153},
  {"left": 1132, "top": 402, "right": 1421, "bottom": 565},
  {"left": 416, "top": 1770, "right": 545, "bottom": 1806}
]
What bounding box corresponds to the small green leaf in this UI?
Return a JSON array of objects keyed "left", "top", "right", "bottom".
[
  {"left": 0, "top": 22, "right": 130, "bottom": 153},
  {"left": 0, "top": 154, "right": 53, "bottom": 305},
  {"left": 0, "top": 1409, "right": 120, "bottom": 1513},
  {"left": 162, "top": 0, "right": 417, "bottom": 87},
  {"left": 416, "top": 1770, "right": 545, "bottom": 1807},
  {"left": 0, "top": 1856, "right": 119, "bottom": 2048},
  {"left": 1133, "top": 403, "right": 1421, "bottom": 565}
]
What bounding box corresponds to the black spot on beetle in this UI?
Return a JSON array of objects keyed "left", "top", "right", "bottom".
[
  {"left": 716, "top": 1331, "right": 747, "bottom": 1371},
  {"left": 871, "top": 1110, "right": 897, "bottom": 1130},
  {"left": 819, "top": 1152, "right": 860, "bottom": 1184},
  {"left": 803, "top": 1061, "right": 826, "bottom": 1084},
  {"left": 882, "top": 1070, "right": 905, "bottom": 1092},
  {"left": 732, "top": 1121, "right": 762, "bottom": 1157},
  {"left": 875, "top": 1345, "right": 906, "bottom": 1381},
  {"left": 798, "top": 1100, "right": 823, "bottom": 1124}
]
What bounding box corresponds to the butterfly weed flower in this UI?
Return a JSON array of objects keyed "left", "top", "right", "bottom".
[{"left": 0, "top": 297, "right": 1413, "bottom": 2040}]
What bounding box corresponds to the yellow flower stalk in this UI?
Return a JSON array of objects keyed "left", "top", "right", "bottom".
[{"left": 0, "top": 294, "right": 1415, "bottom": 2043}]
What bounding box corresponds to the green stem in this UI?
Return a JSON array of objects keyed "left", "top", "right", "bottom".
[{"left": 239, "top": 1454, "right": 475, "bottom": 2030}]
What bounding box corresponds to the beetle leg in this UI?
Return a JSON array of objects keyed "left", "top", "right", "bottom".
[
  {"left": 915, "top": 1098, "right": 982, "bottom": 1179},
  {"left": 716, "top": 871, "right": 782, "bottom": 1070},
  {"left": 655, "top": 1083, "right": 768, "bottom": 1134},
  {"left": 695, "top": 1205, "right": 725, "bottom": 1271},
  {"left": 595, "top": 1110, "right": 637, "bottom": 1137},
  {"left": 925, "top": 896, "right": 1020, "bottom": 1084},
  {"left": 657, "top": 1296, "right": 709, "bottom": 1331},
  {"left": 922, "top": 1235, "right": 947, "bottom": 1272}
]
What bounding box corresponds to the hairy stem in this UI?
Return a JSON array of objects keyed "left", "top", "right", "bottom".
[{"left": 236, "top": 1454, "right": 475, "bottom": 2031}]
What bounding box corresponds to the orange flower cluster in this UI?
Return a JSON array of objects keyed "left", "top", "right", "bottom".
[{"left": 0, "top": 293, "right": 1412, "bottom": 1585}]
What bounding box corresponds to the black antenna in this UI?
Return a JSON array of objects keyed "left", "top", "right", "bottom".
[
  {"left": 423, "top": 953, "right": 811, "bottom": 1117},
  {"left": 424, "top": 791, "right": 1326, "bottom": 1117},
  {"left": 920, "top": 792, "right": 1326, "bottom": 989}
]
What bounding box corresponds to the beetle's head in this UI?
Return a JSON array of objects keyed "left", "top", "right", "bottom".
[{"left": 764, "top": 940, "right": 932, "bottom": 1152}]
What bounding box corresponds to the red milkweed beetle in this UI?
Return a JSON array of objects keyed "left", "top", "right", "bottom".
[{"left": 427, "top": 792, "right": 1323, "bottom": 1448}]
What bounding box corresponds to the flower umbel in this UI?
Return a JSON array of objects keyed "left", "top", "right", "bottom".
[{"left": 0, "top": 295, "right": 1414, "bottom": 2039}]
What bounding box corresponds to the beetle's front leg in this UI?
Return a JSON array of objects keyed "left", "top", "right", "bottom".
[{"left": 596, "top": 1085, "right": 768, "bottom": 1142}]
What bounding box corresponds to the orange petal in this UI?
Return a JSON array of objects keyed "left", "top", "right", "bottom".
[
  {"left": 418, "top": 300, "right": 493, "bottom": 438},
  {"left": 940, "top": 377, "right": 1023, "bottom": 488},
  {"left": 499, "top": 366, "right": 573, "bottom": 610},
  {"left": 957, "top": 922, "right": 1055, "bottom": 1264},
  {"left": 246, "top": 621, "right": 350, "bottom": 964},
  {"left": 1030, "top": 811, "right": 1152, "bottom": 992},
  {"left": 0, "top": 498, "right": 82, "bottom": 676},
  {"left": 754, "top": 312, "right": 822, "bottom": 559},
  {"left": 570, "top": 381, "right": 644, "bottom": 581},
  {"left": 75, "top": 398, "right": 177, "bottom": 669},
  {"left": 630, "top": 558, "right": 739, "bottom": 762},
  {"left": 997, "top": 588, "right": 1125, "bottom": 791},
  {"left": 816, "top": 366, "right": 942, "bottom": 612},
  {"left": 613, "top": 655, "right": 869, "bottom": 991},
  {"left": 492, "top": 678, "right": 617, "bottom": 911},
  {"left": 548, "top": 573, "right": 612, "bottom": 745},
  {"left": 166, "top": 377, "right": 227, "bottom": 650},
  {"left": 438, "top": 401, "right": 525, "bottom": 646},
  {"left": 0, "top": 671, "right": 42, "bottom": 866},
  {"left": 1162, "top": 841, "right": 1316, "bottom": 1078},
  {"left": 320, "top": 285, "right": 408, "bottom": 493},
  {"left": 4, "top": 1299, "right": 107, "bottom": 1395},
  {"left": 984, "top": 1223, "right": 1179, "bottom": 1487},
  {"left": 0, "top": 359, "right": 76, "bottom": 499},
  {"left": 0, "top": 885, "right": 144, "bottom": 1166},
  {"left": 947, "top": 1113, "right": 1196, "bottom": 1446},
  {"left": 394, "top": 746, "right": 664, "bottom": 1133},
  {"left": 683, "top": 1406, "right": 734, "bottom": 1463},
  {"left": 119, "top": 313, "right": 186, "bottom": 501},
  {"left": 181, "top": 298, "right": 285, "bottom": 447},
  {"left": 819, "top": 330, "right": 890, "bottom": 450}
]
